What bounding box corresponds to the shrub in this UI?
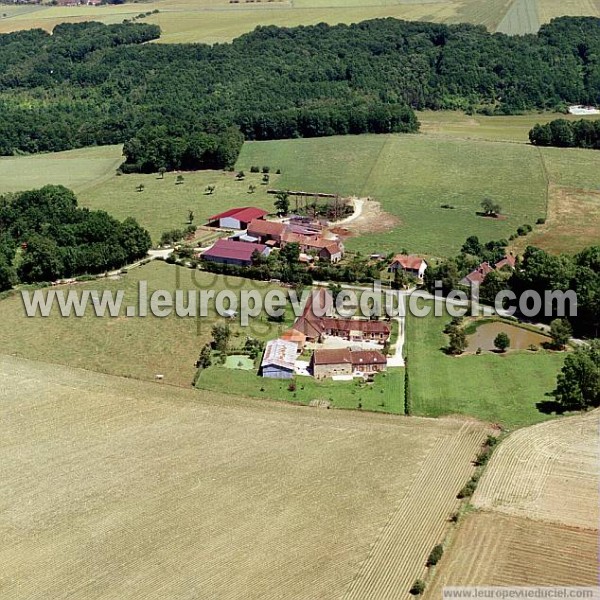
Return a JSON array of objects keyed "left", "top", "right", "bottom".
[
  {"left": 536, "top": 217, "right": 546, "bottom": 225},
  {"left": 262, "top": 166, "right": 270, "bottom": 173},
  {"left": 250, "top": 166, "right": 260, "bottom": 173},
  {"left": 410, "top": 580, "right": 426, "bottom": 596},
  {"left": 287, "top": 381, "right": 297, "bottom": 392},
  {"left": 426, "top": 544, "right": 444, "bottom": 567}
]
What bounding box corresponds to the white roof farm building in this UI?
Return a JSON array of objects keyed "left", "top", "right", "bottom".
[
  {"left": 206, "top": 207, "right": 268, "bottom": 230},
  {"left": 261, "top": 339, "right": 298, "bottom": 379}
]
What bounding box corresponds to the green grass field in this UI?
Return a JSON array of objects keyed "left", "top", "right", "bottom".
[
  {"left": 0, "top": 261, "right": 294, "bottom": 387},
  {"left": 78, "top": 168, "right": 280, "bottom": 243},
  {"left": 1, "top": 113, "right": 597, "bottom": 255},
  {"left": 417, "top": 111, "right": 600, "bottom": 142},
  {"left": 405, "top": 301, "right": 566, "bottom": 429},
  {"left": 239, "top": 133, "right": 549, "bottom": 256},
  {"left": 196, "top": 364, "right": 405, "bottom": 414},
  {"left": 0, "top": 145, "right": 123, "bottom": 194}
]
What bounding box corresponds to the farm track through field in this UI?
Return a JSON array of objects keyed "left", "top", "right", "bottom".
[
  {"left": 344, "top": 420, "right": 487, "bottom": 600},
  {"left": 495, "top": 0, "right": 540, "bottom": 34}
]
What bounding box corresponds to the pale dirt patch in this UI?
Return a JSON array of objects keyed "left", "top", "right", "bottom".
[
  {"left": 339, "top": 198, "right": 400, "bottom": 237},
  {"left": 511, "top": 184, "right": 600, "bottom": 255}
]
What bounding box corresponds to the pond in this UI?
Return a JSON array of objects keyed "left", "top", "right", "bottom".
[{"left": 465, "top": 321, "right": 549, "bottom": 353}]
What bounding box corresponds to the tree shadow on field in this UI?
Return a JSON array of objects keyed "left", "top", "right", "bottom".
[{"left": 536, "top": 398, "right": 566, "bottom": 415}]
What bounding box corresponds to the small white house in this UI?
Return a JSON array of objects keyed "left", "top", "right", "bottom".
[{"left": 388, "top": 254, "right": 428, "bottom": 280}]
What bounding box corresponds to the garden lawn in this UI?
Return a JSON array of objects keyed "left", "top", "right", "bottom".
[
  {"left": 196, "top": 366, "right": 405, "bottom": 414},
  {"left": 406, "top": 301, "right": 565, "bottom": 429}
]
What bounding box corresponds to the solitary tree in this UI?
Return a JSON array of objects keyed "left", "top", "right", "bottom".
[
  {"left": 176, "top": 175, "right": 185, "bottom": 185},
  {"left": 188, "top": 210, "right": 195, "bottom": 225},
  {"left": 274, "top": 192, "right": 290, "bottom": 216},
  {"left": 236, "top": 171, "right": 245, "bottom": 181},
  {"left": 448, "top": 328, "right": 467, "bottom": 355},
  {"left": 549, "top": 318, "right": 572, "bottom": 350},
  {"left": 205, "top": 185, "right": 216, "bottom": 195},
  {"left": 248, "top": 184, "right": 256, "bottom": 194},
  {"left": 494, "top": 331, "right": 510, "bottom": 353},
  {"left": 410, "top": 580, "right": 426, "bottom": 596},
  {"left": 158, "top": 167, "right": 166, "bottom": 179},
  {"left": 136, "top": 183, "right": 145, "bottom": 192},
  {"left": 481, "top": 197, "right": 501, "bottom": 217},
  {"left": 262, "top": 173, "right": 270, "bottom": 185}
]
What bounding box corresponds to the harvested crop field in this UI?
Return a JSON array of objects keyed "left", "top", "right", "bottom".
[
  {"left": 0, "top": 354, "right": 488, "bottom": 600},
  {"left": 425, "top": 409, "right": 599, "bottom": 595},
  {"left": 473, "top": 409, "right": 599, "bottom": 529},
  {"left": 423, "top": 511, "right": 598, "bottom": 596}
]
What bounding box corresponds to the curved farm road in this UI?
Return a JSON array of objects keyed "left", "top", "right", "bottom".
[{"left": 334, "top": 197, "right": 365, "bottom": 226}]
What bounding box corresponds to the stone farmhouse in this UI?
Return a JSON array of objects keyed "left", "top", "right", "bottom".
[
  {"left": 388, "top": 254, "right": 428, "bottom": 281},
  {"left": 310, "top": 348, "right": 387, "bottom": 380}
]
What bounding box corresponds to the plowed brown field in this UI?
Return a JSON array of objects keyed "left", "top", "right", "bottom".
[{"left": 0, "top": 355, "right": 487, "bottom": 600}]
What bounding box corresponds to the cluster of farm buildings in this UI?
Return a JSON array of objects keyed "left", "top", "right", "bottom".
[
  {"left": 198, "top": 207, "right": 432, "bottom": 381},
  {"left": 260, "top": 288, "right": 392, "bottom": 380},
  {"left": 200, "top": 206, "right": 344, "bottom": 265}
]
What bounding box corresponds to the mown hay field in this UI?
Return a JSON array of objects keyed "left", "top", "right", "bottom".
[
  {"left": 0, "top": 261, "right": 295, "bottom": 387},
  {"left": 0, "top": 354, "right": 488, "bottom": 600},
  {"left": 473, "top": 409, "right": 599, "bottom": 529},
  {"left": 537, "top": 0, "right": 600, "bottom": 22},
  {"left": 423, "top": 511, "right": 598, "bottom": 595},
  {"left": 424, "top": 409, "right": 599, "bottom": 596},
  {"left": 0, "top": 0, "right": 529, "bottom": 42}
]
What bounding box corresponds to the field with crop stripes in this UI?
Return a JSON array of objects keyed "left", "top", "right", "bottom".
[
  {"left": 424, "top": 409, "right": 598, "bottom": 596},
  {"left": 1, "top": 354, "right": 488, "bottom": 600},
  {"left": 473, "top": 409, "right": 599, "bottom": 529},
  {"left": 495, "top": 0, "right": 540, "bottom": 34},
  {"left": 0, "top": 0, "right": 596, "bottom": 42},
  {"left": 344, "top": 420, "right": 487, "bottom": 599},
  {"left": 423, "top": 512, "right": 598, "bottom": 595}
]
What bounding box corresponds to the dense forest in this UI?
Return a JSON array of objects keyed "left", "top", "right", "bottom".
[
  {"left": 0, "top": 186, "right": 151, "bottom": 289},
  {"left": 0, "top": 17, "right": 599, "bottom": 169},
  {"left": 529, "top": 118, "right": 600, "bottom": 148}
]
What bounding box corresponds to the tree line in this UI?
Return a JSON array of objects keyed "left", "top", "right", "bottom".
[
  {"left": 529, "top": 118, "right": 600, "bottom": 149},
  {"left": 0, "top": 17, "right": 599, "bottom": 168},
  {"left": 425, "top": 240, "right": 600, "bottom": 339},
  {"left": 0, "top": 185, "right": 151, "bottom": 289}
]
